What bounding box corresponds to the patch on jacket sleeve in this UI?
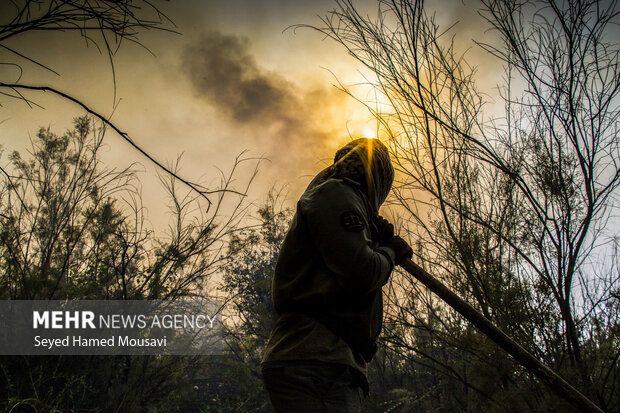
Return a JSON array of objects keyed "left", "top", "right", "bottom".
[{"left": 340, "top": 210, "right": 365, "bottom": 232}]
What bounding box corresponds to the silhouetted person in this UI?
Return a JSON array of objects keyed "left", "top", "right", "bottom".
[{"left": 262, "top": 138, "right": 413, "bottom": 412}]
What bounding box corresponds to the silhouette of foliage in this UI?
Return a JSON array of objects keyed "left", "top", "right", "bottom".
[
  {"left": 311, "top": 0, "right": 620, "bottom": 411},
  {"left": 0, "top": 116, "right": 256, "bottom": 411}
]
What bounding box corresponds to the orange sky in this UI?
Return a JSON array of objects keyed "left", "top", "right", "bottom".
[{"left": 0, "top": 0, "right": 491, "bottom": 226}]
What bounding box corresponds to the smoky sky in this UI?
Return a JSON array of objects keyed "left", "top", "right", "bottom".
[
  {"left": 181, "top": 30, "right": 350, "bottom": 194},
  {"left": 183, "top": 31, "right": 298, "bottom": 125}
]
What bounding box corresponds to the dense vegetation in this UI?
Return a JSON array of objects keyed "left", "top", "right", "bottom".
[{"left": 1, "top": 0, "right": 619, "bottom": 412}]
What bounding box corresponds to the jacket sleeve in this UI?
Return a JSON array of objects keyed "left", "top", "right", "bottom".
[{"left": 299, "top": 179, "right": 395, "bottom": 295}]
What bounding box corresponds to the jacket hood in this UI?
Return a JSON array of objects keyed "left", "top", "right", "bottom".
[{"left": 307, "top": 138, "right": 394, "bottom": 215}]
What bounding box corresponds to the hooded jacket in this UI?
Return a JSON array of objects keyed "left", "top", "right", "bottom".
[{"left": 262, "top": 139, "right": 395, "bottom": 390}]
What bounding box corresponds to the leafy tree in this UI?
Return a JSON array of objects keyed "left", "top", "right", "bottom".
[
  {"left": 0, "top": 116, "right": 253, "bottom": 411},
  {"left": 205, "top": 190, "right": 291, "bottom": 413},
  {"left": 0, "top": 116, "right": 249, "bottom": 301},
  {"left": 223, "top": 192, "right": 290, "bottom": 361}
]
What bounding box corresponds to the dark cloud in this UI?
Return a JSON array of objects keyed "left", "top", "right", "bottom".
[
  {"left": 183, "top": 31, "right": 296, "bottom": 125},
  {"left": 181, "top": 30, "right": 350, "bottom": 196}
]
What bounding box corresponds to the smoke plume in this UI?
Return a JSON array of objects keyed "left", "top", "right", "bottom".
[{"left": 182, "top": 31, "right": 348, "bottom": 194}]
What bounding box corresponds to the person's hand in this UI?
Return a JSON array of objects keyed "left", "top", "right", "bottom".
[
  {"left": 382, "top": 235, "right": 413, "bottom": 265},
  {"left": 373, "top": 215, "right": 394, "bottom": 242}
]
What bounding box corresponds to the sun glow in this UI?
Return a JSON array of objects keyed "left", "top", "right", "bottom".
[{"left": 362, "top": 126, "right": 378, "bottom": 140}]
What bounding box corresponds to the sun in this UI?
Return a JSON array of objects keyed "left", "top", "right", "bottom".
[{"left": 363, "top": 127, "right": 378, "bottom": 140}]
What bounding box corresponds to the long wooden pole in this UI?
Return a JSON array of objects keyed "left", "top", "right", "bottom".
[{"left": 399, "top": 258, "right": 604, "bottom": 413}]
